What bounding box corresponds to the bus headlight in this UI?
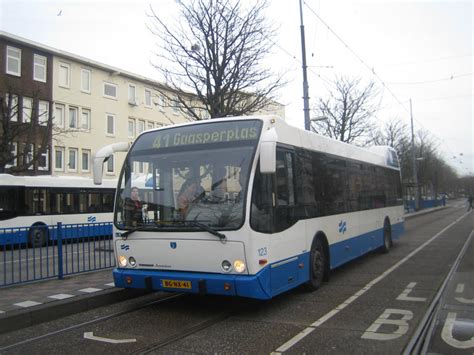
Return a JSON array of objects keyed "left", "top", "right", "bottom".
[
  {"left": 129, "top": 257, "right": 137, "bottom": 267},
  {"left": 118, "top": 255, "right": 128, "bottom": 267},
  {"left": 221, "top": 260, "right": 232, "bottom": 272},
  {"left": 234, "top": 260, "right": 246, "bottom": 273}
]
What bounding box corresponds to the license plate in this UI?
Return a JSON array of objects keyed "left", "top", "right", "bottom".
[{"left": 161, "top": 279, "right": 192, "bottom": 289}]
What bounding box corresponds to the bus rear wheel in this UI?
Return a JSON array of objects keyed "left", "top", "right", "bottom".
[
  {"left": 29, "top": 225, "right": 48, "bottom": 248},
  {"left": 305, "top": 238, "right": 326, "bottom": 292}
]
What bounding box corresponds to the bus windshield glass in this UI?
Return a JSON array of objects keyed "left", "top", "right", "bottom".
[{"left": 115, "top": 120, "right": 262, "bottom": 231}]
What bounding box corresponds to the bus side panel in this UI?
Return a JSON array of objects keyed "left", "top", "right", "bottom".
[
  {"left": 329, "top": 228, "right": 383, "bottom": 269},
  {"left": 269, "top": 253, "right": 309, "bottom": 297}
]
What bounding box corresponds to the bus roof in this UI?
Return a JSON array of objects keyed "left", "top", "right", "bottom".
[{"left": 0, "top": 174, "right": 117, "bottom": 189}]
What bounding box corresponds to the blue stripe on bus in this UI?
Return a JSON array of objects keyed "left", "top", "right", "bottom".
[
  {"left": 0, "top": 223, "right": 113, "bottom": 246},
  {"left": 113, "top": 221, "right": 404, "bottom": 300},
  {"left": 329, "top": 221, "right": 404, "bottom": 269}
]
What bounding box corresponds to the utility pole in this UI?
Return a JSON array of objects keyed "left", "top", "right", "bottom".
[
  {"left": 299, "top": 0, "right": 311, "bottom": 131},
  {"left": 410, "top": 99, "right": 420, "bottom": 211}
]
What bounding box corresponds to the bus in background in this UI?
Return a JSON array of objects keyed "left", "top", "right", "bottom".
[
  {"left": 0, "top": 174, "right": 116, "bottom": 247},
  {"left": 94, "top": 116, "right": 404, "bottom": 300}
]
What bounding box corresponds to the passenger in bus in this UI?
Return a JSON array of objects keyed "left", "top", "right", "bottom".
[
  {"left": 124, "top": 186, "right": 143, "bottom": 227},
  {"left": 177, "top": 173, "right": 204, "bottom": 218}
]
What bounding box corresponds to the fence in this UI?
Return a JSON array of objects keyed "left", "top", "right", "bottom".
[
  {"left": 0, "top": 222, "right": 114, "bottom": 287},
  {"left": 405, "top": 197, "right": 446, "bottom": 213}
]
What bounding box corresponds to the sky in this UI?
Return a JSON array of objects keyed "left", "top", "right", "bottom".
[{"left": 1, "top": 0, "right": 472, "bottom": 176}]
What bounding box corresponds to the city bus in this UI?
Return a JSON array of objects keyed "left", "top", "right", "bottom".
[
  {"left": 0, "top": 174, "right": 116, "bottom": 246},
  {"left": 93, "top": 116, "right": 404, "bottom": 300}
]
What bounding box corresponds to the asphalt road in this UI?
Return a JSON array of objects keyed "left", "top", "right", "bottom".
[{"left": 0, "top": 204, "right": 472, "bottom": 354}]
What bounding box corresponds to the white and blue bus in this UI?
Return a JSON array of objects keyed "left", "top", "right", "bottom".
[
  {"left": 0, "top": 174, "right": 116, "bottom": 246},
  {"left": 94, "top": 116, "right": 404, "bottom": 300}
]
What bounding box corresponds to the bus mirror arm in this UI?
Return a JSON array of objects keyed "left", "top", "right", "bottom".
[
  {"left": 260, "top": 127, "right": 277, "bottom": 174},
  {"left": 93, "top": 142, "right": 130, "bottom": 185}
]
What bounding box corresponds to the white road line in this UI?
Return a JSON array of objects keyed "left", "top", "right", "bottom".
[
  {"left": 79, "top": 287, "right": 102, "bottom": 293},
  {"left": 48, "top": 293, "right": 75, "bottom": 300},
  {"left": 14, "top": 300, "right": 42, "bottom": 308},
  {"left": 272, "top": 211, "right": 471, "bottom": 354}
]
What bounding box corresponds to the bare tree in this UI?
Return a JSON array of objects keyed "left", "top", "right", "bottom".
[
  {"left": 370, "top": 117, "right": 409, "bottom": 153},
  {"left": 311, "top": 76, "right": 380, "bottom": 145},
  {"left": 148, "top": 0, "right": 285, "bottom": 120},
  {"left": 0, "top": 90, "right": 53, "bottom": 173}
]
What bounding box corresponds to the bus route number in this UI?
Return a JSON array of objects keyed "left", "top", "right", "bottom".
[{"left": 258, "top": 247, "right": 267, "bottom": 256}]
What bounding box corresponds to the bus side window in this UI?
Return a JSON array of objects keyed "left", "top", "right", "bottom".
[
  {"left": 250, "top": 163, "right": 273, "bottom": 233},
  {"left": 275, "top": 149, "right": 297, "bottom": 232}
]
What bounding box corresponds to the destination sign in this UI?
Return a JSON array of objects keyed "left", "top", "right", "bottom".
[{"left": 144, "top": 120, "right": 262, "bottom": 150}]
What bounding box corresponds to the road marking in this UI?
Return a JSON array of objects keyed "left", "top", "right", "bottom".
[
  {"left": 455, "top": 283, "right": 474, "bottom": 304},
  {"left": 272, "top": 211, "right": 470, "bottom": 354},
  {"left": 361, "top": 309, "right": 413, "bottom": 340},
  {"left": 441, "top": 312, "right": 474, "bottom": 349},
  {"left": 396, "top": 282, "right": 427, "bottom": 302},
  {"left": 14, "top": 300, "right": 42, "bottom": 308},
  {"left": 83, "top": 332, "right": 136, "bottom": 344},
  {"left": 49, "top": 293, "right": 75, "bottom": 300},
  {"left": 79, "top": 287, "right": 102, "bottom": 293}
]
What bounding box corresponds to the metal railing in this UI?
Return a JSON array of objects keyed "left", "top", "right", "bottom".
[{"left": 0, "top": 222, "right": 114, "bottom": 287}]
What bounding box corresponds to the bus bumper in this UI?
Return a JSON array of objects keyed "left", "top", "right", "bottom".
[{"left": 113, "top": 268, "right": 273, "bottom": 300}]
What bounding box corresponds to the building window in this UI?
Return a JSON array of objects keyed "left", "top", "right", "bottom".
[
  {"left": 81, "top": 109, "right": 91, "bottom": 129},
  {"left": 68, "top": 148, "right": 78, "bottom": 171},
  {"left": 172, "top": 96, "right": 180, "bottom": 115},
  {"left": 22, "top": 97, "right": 32, "bottom": 123},
  {"left": 147, "top": 121, "right": 154, "bottom": 131},
  {"left": 6, "top": 46, "right": 21, "bottom": 76},
  {"left": 6, "top": 94, "right": 18, "bottom": 122},
  {"left": 106, "top": 113, "right": 115, "bottom": 136},
  {"left": 103, "top": 82, "right": 117, "bottom": 99},
  {"left": 69, "top": 107, "right": 78, "bottom": 128},
  {"left": 24, "top": 144, "right": 34, "bottom": 170},
  {"left": 55, "top": 104, "right": 65, "bottom": 127},
  {"left": 128, "top": 84, "right": 137, "bottom": 105},
  {"left": 106, "top": 154, "right": 114, "bottom": 173},
  {"left": 33, "top": 54, "right": 47, "bottom": 82},
  {"left": 158, "top": 95, "right": 165, "bottom": 111},
  {"left": 55, "top": 147, "right": 64, "bottom": 170},
  {"left": 82, "top": 150, "right": 90, "bottom": 172},
  {"left": 145, "top": 88, "right": 152, "bottom": 107},
  {"left": 59, "top": 62, "right": 70, "bottom": 88},
  {"left": 38, "top": 101, "right": 49, "bottom": 126},
  {"left": 5, "top": 142, "right": 17, "bottom": 168},
  {"left": 137, "top": 120, "right": 145, "bottom": 136},
  {"left": 128, "top": 118, "right": 135, "bottom": 138},
  {"left": 81, "top": 69, "right": 91, "bottom": 93},
  {"left": 38, "top": 146, "right": 49, "bottom": 171}
]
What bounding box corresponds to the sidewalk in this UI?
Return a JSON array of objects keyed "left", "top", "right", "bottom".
[
  {"left": 0, "top": 269, "right": 150, "bottom": 334},
  {"left": 0, "top": 205, "right": 452, "bottom": 335}
]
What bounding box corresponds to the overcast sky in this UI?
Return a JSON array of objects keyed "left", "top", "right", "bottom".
[{"left": 1, "top": 0, "right": 472, "bottom": 175}]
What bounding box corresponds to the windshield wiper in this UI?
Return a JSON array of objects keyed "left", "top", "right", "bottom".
[
  {"left": 123, "top": 220, "right": 226, "bottom": 241},
  {"left": 187, "top": 221, "right": 226, "bottom": 241},
  {"left": 120, "top": 226, "right": 152, "bottom": 239}
]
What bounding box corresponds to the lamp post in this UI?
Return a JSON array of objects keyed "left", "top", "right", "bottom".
[
  {"left": 410, "top": 99, "right": 420, "bottom": 211},
  {"left": 299, "top": 0, "right": 311, "bottom": 131}
]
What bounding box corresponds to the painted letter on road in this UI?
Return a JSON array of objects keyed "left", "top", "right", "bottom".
[{"left": 362, "top": 308, "right": 413, "bottom": 341}]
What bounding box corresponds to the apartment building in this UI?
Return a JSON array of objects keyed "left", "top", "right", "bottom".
[
  {"left": 0, "top": 33, "right": 53, "bottom": 175},
  {"left": 1, "top": 31, "right": 285, "bottom": 180}
]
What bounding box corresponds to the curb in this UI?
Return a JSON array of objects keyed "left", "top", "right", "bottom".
[
  {"left": 405, "top": 206, "right": 447, "bottom": 219},
  {"left": 0, "top": 287, "right": 151, "bottom": 335}
]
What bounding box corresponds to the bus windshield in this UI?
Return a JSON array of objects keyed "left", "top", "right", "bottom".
[{"left": 115, "top": 120, "right": 262, "bottom": 231}]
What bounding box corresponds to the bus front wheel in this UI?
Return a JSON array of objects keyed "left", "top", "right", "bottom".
[
  {"left": 29, "top": 225, "right": 48, "bottom": 248},
  {"left": 305, "top": 238, "right": 326, "bottom": 292}
]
